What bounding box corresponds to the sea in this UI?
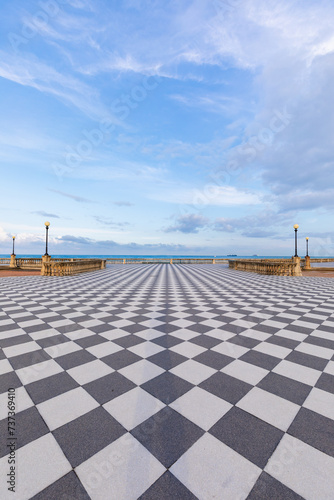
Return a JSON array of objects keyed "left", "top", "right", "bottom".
[{"left": 1, "top": 254, "right": 333, "bottom": 259}]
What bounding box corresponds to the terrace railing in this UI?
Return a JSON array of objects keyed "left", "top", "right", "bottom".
[
  {"left": 42, "top": 259, "right": 106, "bottom": 276},
  {"left": 228, "top": 259, "right": 299, "bottom": 276}
]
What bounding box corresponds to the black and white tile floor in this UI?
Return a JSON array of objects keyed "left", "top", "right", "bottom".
[{"left": 0, "top": 264, "right": 334, "bottom": 499}]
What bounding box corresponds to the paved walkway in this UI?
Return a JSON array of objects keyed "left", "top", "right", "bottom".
[{"left": 0, "top": 265, "right": 334, "bottom": 499}]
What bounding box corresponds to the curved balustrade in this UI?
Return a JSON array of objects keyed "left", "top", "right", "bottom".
[
  {"left": 228, "top": 259, "right": 299, "bottom": 276},
  {"left": 42, "top": 259, "right": 106, "bottom": 276}
]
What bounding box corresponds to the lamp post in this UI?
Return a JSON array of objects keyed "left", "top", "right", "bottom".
[
  {"left": 293, "top": 224, "right": 299, "bottom": 257},
  {"left": 44, "top": 221, "right": 50, "bottom": 256},
  {"left": 12, "top": 236, "right": 15, "bottom": 256},
  {"left": 306, "top": 237, "right": 309, "bottom": 257}
]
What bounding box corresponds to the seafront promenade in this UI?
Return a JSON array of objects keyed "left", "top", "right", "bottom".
[{"left": 0, "top": 264, "right": 334, "bottom": 499}]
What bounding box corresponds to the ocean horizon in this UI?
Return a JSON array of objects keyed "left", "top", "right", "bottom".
[{"left": 1, "top": 254, "right": 334, "bottom": 259}]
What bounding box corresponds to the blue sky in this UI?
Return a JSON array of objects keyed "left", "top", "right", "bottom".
[{"left": 1, "top": 0, "right": 334, "bottom": 255}]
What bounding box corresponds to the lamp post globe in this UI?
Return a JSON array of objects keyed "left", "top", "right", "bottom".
[
  {"left": 44, "top": 222, "right": 50, "bottom": 256},
  {"left": 293, "top": 224, "right": 299, "bottom": 257}
]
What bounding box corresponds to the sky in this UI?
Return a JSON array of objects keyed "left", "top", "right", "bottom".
[{"left": 1, "top": 0, "right": 334, "bottom": 256}]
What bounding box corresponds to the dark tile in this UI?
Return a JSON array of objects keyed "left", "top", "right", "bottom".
[
  {"left": 121, "top": 323, "right": 148, "bottom": 334},
  {"left": 151, "top": 335, "right": 183, "bottom": 348},
  {"left": 101, "top": 349, "right": 141, "bottom": 370},
  {"left": 139, "top": 471, "right": 197, "bottom": 500},
  {"left": 153, "top": 324, "right": 181, "bottom": 334},
  {"left": 36, "top": 335, "right": 70, "bottom": 349},
  {"left": 75, "top": 335, "right": 107, "bottom": 348},
  {"left": 0, "top": 407, "right": 49, "bottom": 457},
  {"left": 252, "top": 324, "right": 280, "bottom": 334},
  {"left": 228, "top": 335, "right": 260, "bottom": 349},
  {"left": 113, "top": 335, "right": 145, "bottom": 348},
  {"left": 315, "top": 373, "right": 334, "bottom": 395},
  {"left": 26, "top": 372, "right": 79, "bottom": 405},
  {"left": 199, "top": 372, "right": 253, "bottom": 404},
  {"left": 147, "top": 350, "right": 187, "bottom": 370},
  {"left": 210, "top": 406, "right": 283, "bottom": 468},
  {"left": 0, "top": 371, "right": 22, "bottom": 393},
  {"left": 247, "top": 472, "right": 304, "bottom": 500},
  {"left": 56, "top": 350, "right": 95, "bottom": 370},
  {"left": 266, "top": 335, "right": 299, "bottom": 350},
  {"left": 9, "top": 350, "right": 51, "bottom": 370},
  {"left": 141, "top": 372, "right": 193, "bottom": 404},
  {"left": 56, "top": 324, "right": 84, "bottom": 334},
  {"left": 189, "top": 335, "right": 221, "bottom": 349},
  {"left": 285, "top": 351, "right": 328, "bottom": 371},
  {"left": 24, "top": 324, "right": 51, "bottom": 334},
  {"left": 84, "top": 372, "right": 136, "bottom": 404},
  {"left": 187, "top": 324, "right": 213, "bottom": 334},
  {"left": 193, "top": 350, "right": 234, "bottom": 370},
  {"left": 288, "top": 407, "right": 334, "bottom": 457},
  {"left": 219, "top": 324, "right": 246, "bottom": 334},
  {"left": 240, "top": 350, "right": 281, "bottom": 370},
  {"left": 0, "top": 334, "right": 32, "bottom": 348},
  {"left": 305, "top": 335, "right": 334, "bottom": 350},
  {"left": 132, "top": 407, "right": 204, "bottom": 468},
  {"left": 31, "top": 471, "right": 90, "bottom": 500},
  {"left": 53, "top": 407, "right": 126, "bottom": 467},
  {"left": 258, "top": 372, "right": 312, "bottom": 405},
  {"left": 88, "top": 324, "right": 115, "bottom": 334}
]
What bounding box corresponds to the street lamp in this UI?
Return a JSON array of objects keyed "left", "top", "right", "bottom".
[
  {"left": 306, "top": 237, "right": 309, "bottom": 257},
  {"left": 293, "top": 224, "right": 299, "bottom": 257},
  {"left": 44, "top": 222, "right": 50, "bottom": 256},
  {"left": 12, "top": 236, "right": 15, "bottom": 256}
]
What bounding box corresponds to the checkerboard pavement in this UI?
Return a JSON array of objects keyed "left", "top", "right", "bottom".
[{"left": 1, "top": 264, "right": 334, "bottom": 499}]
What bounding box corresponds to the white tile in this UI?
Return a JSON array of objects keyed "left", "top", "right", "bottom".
[
  {"left": 170, "top": 360, "right": 216, "bottom": 385},
  {"left": 45, "top": 341, "right": 82, "bottom": 358},
  {"left": 200, "top": 319, "right": 228, "bottom": 328},
  {"left": 108, "top": 319, "right": 133, "bottom": 328},
  {"left": 303, "top": 387, "right": 334, "bottom": 420},
  {"left": 49, "top": 319, "right": 75, "bottom": 328},
  {"left": 231, "top": 319, "right": 258, "bottom": 328},
  {"left": 87, "top": 341, "right": 123, "bottom": 358},
  {"left": 3, "top": 341, "right": 41, "bottom": 359},
  {"left": 0, "top": 433, "right": 71, "bottom": 499},
  {"left": 273, "top": 360, "right": 321, "bottom": 386},
  {"left": 276, "top": 330, "right": 307, "bottom": 342},
  {"left": 64, "top": 329, "right": 95, "bottom": 341},
  {"left": 254, "top": 342, "right": 291, "bottom": 359},
  {"left": 312, "top": 329, "right": 334, "bottom": 342},
  {"left": 0, "top": 358, "right": 13, "bottom": 375},
  {"left": 17, "top": 319, "right": 45, "bottom": 328},
  {"left": 169, "top": 329, "right": 200, "bottom": 340},
  {"left": 37, "top": 387, "right": 99, "bottom": 431},
  {"left": 170, "top": 341, "right": 206, "bottom": 359},
  {"left": 139, "top": 319, "right": 165, "bottom": 328},
  {"left": 212, "top": 341, "right": 248, "bottom": 358},
  {"left": 29, "top": 329, "right": 60, "bottom": 340},
  {"left": 0, "top": 328, "right": 25, "bottom": 340},
  {"left": 16, "top": 359, "right": 63, "bottom": 385},
  {"left": 295, "top": 342, "right": 333, "bottom": 360},
  {"left": 241, "top": 329, "right": 271, "bottom": 341},
  {"left": 265, "top": 434, "right": 334, "bottom": 500},
  {"left": 221, "top": 360, "right": 268, "bottom": 385},
  {"left": 324, "top": 360, "right": 334, "bottom": 376},
  {"left": 170, "top": 387, "right": 232, "bottom": 431},
  {"left": 101, "top": 329, "right": 139, "bottom": 341},
  {"left": 0, "top": 386, "right": 33, "bottom": 419},
  {"left": 171, "top": 433, "right": 261, "bottom": 500},
  {"left": 119, "top": 359, "right": 164, "bottom": 385},
  {"left": 76, "top": 433, "right": 165, "bottom": 500},
  {"left": 68, "top": 360, "right": 113, "bottom": 385},
  {"left": 104, "top": 387, "right": 165, "bottom": 430},
  {"left": 290, "top": 320, "right": 316, "bottom": 329},
  {"left": 237, "top": 387, "right": 300, "bottom": 431},
  {"left": 79, "top": 319, "right": 104, "bottom": 328},
  {"left": 128, "top": 341, "right": 164, "bottom": 358},
  {"left": 205, "top": 329, "right": 235, "bottom": 341}
]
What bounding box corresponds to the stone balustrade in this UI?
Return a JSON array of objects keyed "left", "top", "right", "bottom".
[
  {"left": 106, "top": 258, "right": 229, "bottom": 265},
  {"left": 41, "top": 259, "right": 106, "bottom": 276},
  {"left": 228, "top": 258, "right": 301, "bottom": 276}
]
